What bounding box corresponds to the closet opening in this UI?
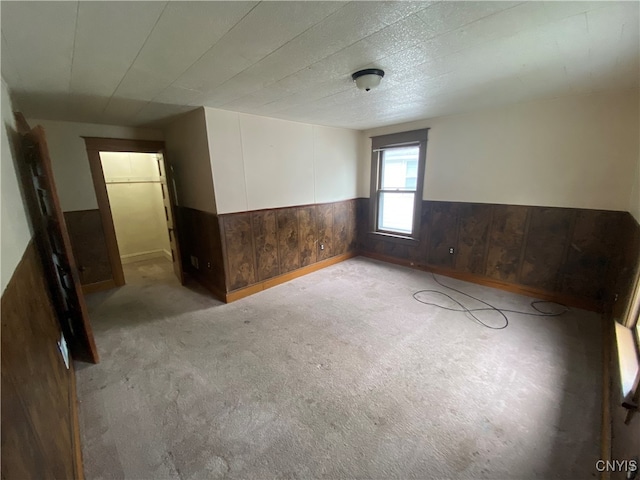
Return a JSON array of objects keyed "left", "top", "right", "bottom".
[
  {"left": 83, "top": 138, "right": 184, "bottom": 289},
  {"left": 102, "top": 151, "right": 173, "bottom": 285}
]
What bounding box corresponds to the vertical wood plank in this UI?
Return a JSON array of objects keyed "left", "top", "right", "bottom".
[
  {"left": 223, "top": 214, "right": 256, "bottom": 290},
  {"left": 485, "top": 205, "right": 528, "bottom": 283},
  {"left": 317, "top": 203, "right": 334, "bottom": 261},
  {"left": 298, "top": 206, "right": 317, "bottom": 267},
  {"left": 277, "top": 207, "right": 300, "bottom": 274},
  {"left": 252, "top": 210, "right": 280, "bottom": 281},
  {"left": 520, "top": 207, "right": 574, "bottom": 291}
]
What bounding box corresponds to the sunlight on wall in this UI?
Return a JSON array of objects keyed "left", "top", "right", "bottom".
[{"left": 100, "top": 152, "right": 171, "bottom": 263}]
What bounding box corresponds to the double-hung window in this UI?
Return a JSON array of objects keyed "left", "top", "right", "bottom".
[{"left": 370, "top": 129, "right": 428, "bottom": 242}]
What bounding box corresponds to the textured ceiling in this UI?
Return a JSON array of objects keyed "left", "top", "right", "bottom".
[{"left": 1, "top": 1, "right": 638, "bottom": 130}]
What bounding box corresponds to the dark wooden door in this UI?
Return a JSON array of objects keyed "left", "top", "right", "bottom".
[
  {"left": 17, "top": 122, "right": 99, "bottom": 363},
  {"left": 157, "top": 153, "right": 184, "bottom": 285}
]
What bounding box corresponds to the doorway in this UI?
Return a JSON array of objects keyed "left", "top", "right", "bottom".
[{"left": 83, "top": 138, "right": 184, "bottom": 289}]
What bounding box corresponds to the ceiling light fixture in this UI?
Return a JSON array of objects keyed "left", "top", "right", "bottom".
[{"left": 351, "top": 68, "right": 385, "bottom": 92}]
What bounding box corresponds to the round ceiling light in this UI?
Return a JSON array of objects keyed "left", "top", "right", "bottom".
[{"left": 351, "top": 68, "right": 385, "bottom": 92}]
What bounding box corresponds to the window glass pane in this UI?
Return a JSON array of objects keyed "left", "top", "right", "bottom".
[
  {"left": 378, "top": 192, "right": 414, "bottom": 234},
  {"left": 380, "top": 146, "right": 419, "bottom": 191}
]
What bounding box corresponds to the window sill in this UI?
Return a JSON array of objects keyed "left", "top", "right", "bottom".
[{"left": 368, "top": 231, "right": 419, "bottom": 246}]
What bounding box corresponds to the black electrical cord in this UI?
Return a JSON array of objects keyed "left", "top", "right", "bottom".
[{"left": 412, "top": 273, "right": 569, "bottom": 330}]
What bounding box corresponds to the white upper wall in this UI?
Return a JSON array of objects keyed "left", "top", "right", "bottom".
[
  {"left": 204, "top": 108, "right": 359, "bottom": 213},
  {"left": 1, "top": 80, "right": 32, "bottom": 293},
  {"left": 27, "top": 118, "right": 163, "bottom": 212},
  {"left": 164, "top": 108, "right": 217, "bottom": 214},
  {"left": 360, "top": 89, "right": 640, "bottom": 212}
]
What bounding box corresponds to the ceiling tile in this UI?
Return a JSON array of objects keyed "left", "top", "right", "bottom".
[
  {"left": 102, "top": 96, "right": 150, "bottom": 124},
  {"left": 133, "top": 1, "right": 257, "bottom": 78},
  {"left": 415, "top": 1, "right": 523, "bottom": 40},
  {"left": 154, "top": 86, "right": 205, "bottom": 106},
  {"left": 70, "top": 1, "right": 166, "bottom": 97},
  {"left": 115, "top": 1, "right": 257, "bottom": 104},
  {"left": 1, "top": 1, "right": 77, "bottom": 93},
  {"left": 112, "top": 67, "right": 175, "bottom": 102},
  {"left": 174, "top": 1, "right": 345, "bottom": 92}
]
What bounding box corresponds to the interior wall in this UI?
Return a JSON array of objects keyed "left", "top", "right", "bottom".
[
  {"left": 360, "top": 89, "right": 639, "bottom": 213},
  {"left": 629, "top": 154, "right": 640, "bottom": 223},
  {"left": 1, "top": 81, "right": 81, "bottom": 479},
  {"left": 101, "top": 152, "right": 171, "bottom": 262},
  {"left": 164, "top": 108, "right": 217, "bottom": 214},
  {"left": 204, "top": 107, "right": 360, "bottom": 214},
  {"left": 1, "top": 79, "right": 32, "bottom": 293},
  {"left": 26, "top": 118, "right": 163, "bottom": 212}
]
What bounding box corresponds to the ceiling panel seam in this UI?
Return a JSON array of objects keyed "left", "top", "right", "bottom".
[
  {"left": 101, "top": 1, "right": 169, "bottom": 115},
  {"left": 152, "top": 1, "right": 349, "bottom": 108},
  {"left": 147, "top": 2, "right": 261, "bottom": 107},
  {"left": 204, "top": 1, "right": 354, "bottom": 99},
  {"left": 67, "top": 1, "right": 80, "bottom": 95}
]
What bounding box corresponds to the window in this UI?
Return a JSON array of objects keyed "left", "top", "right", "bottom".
[{"left": 369, "top": 129, "right": 428, "bottom": 241}]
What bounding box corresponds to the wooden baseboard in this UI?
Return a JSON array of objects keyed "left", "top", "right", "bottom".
[
  {"left": 184, "top": 268, "right": 227, "bottom": 303},
  {"left": 81, "top": 279, "right": 116, "bottom": 295},
  {"left": 69, "top": 364, "right": 84, "bottom": 480},
  {"left": 120, "top": 250, "right": 169, "bottom": 265},
  {"left": 225, "top": 252, "right": 357, "bottom": 303},
  {"left": 360, "top": 251, "right": 603, "bottom": 313}
]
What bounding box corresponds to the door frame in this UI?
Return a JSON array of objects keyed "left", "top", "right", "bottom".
[{"left": 82, "top": 137, "right": 184, "bottom": 287}]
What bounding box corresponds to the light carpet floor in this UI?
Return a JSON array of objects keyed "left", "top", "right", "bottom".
[{"left": 78, "top": 256, "right": 602, "bottom": 480}]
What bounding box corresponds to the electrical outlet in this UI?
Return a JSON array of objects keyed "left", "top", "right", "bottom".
[
  {"left": 449, "top": 247, "right": 455, "bottom": 254},
  {"left": 190, "top": 255, "right": 199, "bottom": 269},
  {"left": 320, "top": 244, "right": 325, "bottom": 250},
  {"left": 207, "top": 262, "right": 211, "bottom": 269}
]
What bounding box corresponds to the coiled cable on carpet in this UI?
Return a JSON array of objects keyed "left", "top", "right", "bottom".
[{"left": 413, "top": 273, "right": 569, "bottom": 330}]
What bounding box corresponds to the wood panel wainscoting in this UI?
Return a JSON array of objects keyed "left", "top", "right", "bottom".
[
  {"left": 357, "top": 198, "right": 634, "bottom": 313},
  {"left": 176, "top": 206, "right": 227, "bottom": 300},
  {"left": 64, "top": 209, "right": 114, "bottom": 293},
  {"left": 1, "top": 240, "right": 83, "bottom": 479},
  {"left": 177, "top": 199, "right": 358, "bottom": 302}
]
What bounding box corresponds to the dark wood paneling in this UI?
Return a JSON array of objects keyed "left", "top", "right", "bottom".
[
  {"left": 346, "top": 199, "right": 358, "bottom": 253},
  {"left": 485, "top": 205, "right": 528, "bottom": 283},
  {"left": 609, "top": 213, "right": 640, "bottom": 318},
  {"left": 561, "top": 210, "right": 621, "bottom": 300},
  {"left": 252, "top": 210, "right": 280, "bottom": 281},
  {"left": 455, "top": 203, "right": 492, "bottom": 274},
  {"left": 520, "top": 207, "right": 574, "bottom": 291},
  {"left": 222, "top": 214, "right": 256, "bottom": 290},
  {"left": 359, "top": 197, "right": 634, "bottom": 310},
  {"left": 317, "top": 203, "right": 334, "bottom": 261},
  {"left": 1, "top": 241, "right": 81, "bottom": 479},
  {"left": 176, "top": 207, "right": 226, "bottom": 296},
  {"left": 298, "top": 206, "right": 317, "bottom": 267},
  {"left": 333, "top": 201, "right": 350, "bottom": 256},
  {"left": 65, "top": 209, "right": 112, "bottom": 285},
  {"left": 356, "top": 198, "right": 369, "bottom": 251},
  {"left": 277, "top": 207, "right": 300, "bottom": 274},
  {"left": 427, "top": 201, "right": 458, "bottom": 267},
  {"left": 216, "top": 200, "right": 357, "bottom": 294}
]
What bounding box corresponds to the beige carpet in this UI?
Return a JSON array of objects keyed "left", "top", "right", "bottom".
[{"left": 78, "top": 256, "right": 602, "bottom": 479}]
